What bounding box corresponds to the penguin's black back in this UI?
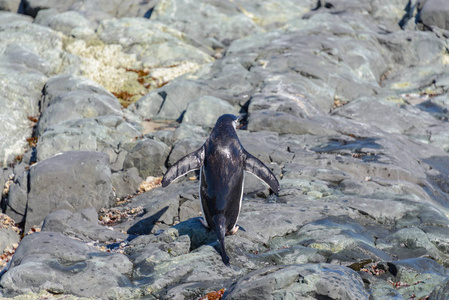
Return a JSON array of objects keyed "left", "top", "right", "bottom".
[{"left": 201, "top": 115, "right": 244, "bottom": 233}]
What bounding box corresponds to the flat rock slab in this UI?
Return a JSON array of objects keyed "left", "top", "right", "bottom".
[
  {"left": 223, "top": 263, "right": 369, "bottom": 300},
  {"left": 42, "top": 207, "right": 130, "bottom": 243},
  {"left": 0, "top": 231, "right": 134, "bottom": 298}
]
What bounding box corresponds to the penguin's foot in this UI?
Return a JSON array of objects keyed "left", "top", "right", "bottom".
[
  {"left": 227, "top": 225, "right": 239, "bottom": 236},
  {"left": 200, "top": 217, "right": 209, "bottom": 228}
]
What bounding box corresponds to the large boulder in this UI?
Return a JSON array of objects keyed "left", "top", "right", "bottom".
[
  {"left": 418, "top": 0, "right": 449, "bottom": 30},
  {"left": 5, "top": 151, "right": 115, "bottom": 232},
  {"left": 0, "top": 231, "right": 135, "bottom": 298},
  {"left": 223, "top": 263, "right": 369, "bottom": 300}
]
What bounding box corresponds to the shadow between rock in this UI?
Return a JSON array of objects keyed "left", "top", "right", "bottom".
[{"left": 127, "top": 206, "right": 169, "bottom": 235}]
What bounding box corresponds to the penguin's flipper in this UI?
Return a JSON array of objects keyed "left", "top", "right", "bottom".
[
  {"left": 243, "top": 150, "right": 280, "bottom": 194},
  {"left": 162, "top": 145, "right": 205, "bottom": 187}
]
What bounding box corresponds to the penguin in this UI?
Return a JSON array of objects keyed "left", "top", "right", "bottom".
[{"left": 161, "top": 114, "right": 280, "bottom": 265}]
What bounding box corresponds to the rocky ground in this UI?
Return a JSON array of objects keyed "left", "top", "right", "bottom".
[{"left": 1, "top": 0, "right": 449, "bottom": 299}]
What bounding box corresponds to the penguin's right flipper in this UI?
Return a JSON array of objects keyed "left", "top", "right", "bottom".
[
  {"left": 243, "top": 150, "right": 280, "bottom": 194},
  {"left": 162, "top": 145, "right": 205, "bottom": 187}
]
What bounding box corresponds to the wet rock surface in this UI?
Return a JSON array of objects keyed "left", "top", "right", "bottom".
[{"left": 2, "top": 0, "right": 449, "bottom": 299}]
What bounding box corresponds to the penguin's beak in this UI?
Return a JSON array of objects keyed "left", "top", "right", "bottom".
[{"left": 236, "top": 116, "right": 243, "bottom": 129}]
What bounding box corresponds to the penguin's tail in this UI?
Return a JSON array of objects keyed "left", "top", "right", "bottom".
[{"left": 213, "top": 214, "right": 230, "bottom": 266}]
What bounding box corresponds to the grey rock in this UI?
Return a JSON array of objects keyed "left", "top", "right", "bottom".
[
  {"left": 113, "top": 181, "right": 198, "bottom": 235},
  {"left": 19, "top": 0, "right": 77, "bottom": 17},
  {"left": 167, "top": 138, "right": 204, "bottom": 167},
  {"left": 123, "top": 138, "right": 169, "bottom": 178},
  {"left": 6, "top": 151, "right": 115, "bottom": 232},
  {"left": 0, "top": 231, "right": 134, "bottom": 298},
  {"left": 69, "top": 0, "right": 159, "bottom": 23},
  {"left": 0, "top": 20, "right": 64, "bottom": 73},
  {"left": 36, "top": 115, "right": 141, "bottom": 165},
  {"left": 238, "top": 130, "right": 293, "bottom": 166},
  {"left": 0, "top": 0, "right": 20, "bottom": 12},
  {"left": 0, "top": 226, "right": 20, "bottom": 253},
  {"left": 97, "top": 17, "right": 213, "bottom": 68},
  {"left": 127, "top": 228, "right": 191, "bottom": 267},
  {"left": 334, "top": 96, "right": 438, "bottom": 134},
  {"left": 37, "top": 76, "right": 122, "bottom": 136},
  {"left": 151, "top": 0, "right": 262, "bottom": 47},
  {"left": 41, "top": 207, "right": 129, "bottom": 243},
  {"left": 172, "top": 123, "right": 208, "bottom": 142},
  {"left": 247, "top": 110, "right": 338, "bottom": 136},
  {"left": 5, "top": 171, "right": 28, "bottom": 224},
  {"left": 35, "top": 9, "right": 96, "bottom": 38},
  {"left": 3, "top": 43, "right": 54, "bottom": 77},
  {"left": 418, "top": 94, "right": 449, "bottom": 121},
  {"left": 0, "top": 12, "right": 32, "bottom": 25},
  {"left": 40, "top": 74, "right": 117, "bottom": 111},
  {"left": 165, "top": 124, "right": 206, "bottom": 167},
  {"left": 373, "top": 258, "right": 449, "bottom": 300},
  {"left": 378, "top": 30, "right": 447, "bottom": 70},
  {"left": 3, "top": 0, "right": 449, "bottom": 298},
  {"left": 223, "top": 263, "right": 369, "bottom": 300},
  {"left": 111, "top": 167, "right": 143, "bottom": 199},
  {"left": 0, "top": 94, "right": 35, "bottom": 168},
  {"left": 37, "top": 90, "right": 123, "bottom": 135},
  {"left": 19, "top": 0, "right": 157, "bottom": 21},
  {"left": 131, "top": 79, "right": 213, "bottom": 121},
  {"left": 183, "top": 96, "right": 239, "bottom": 128},
  {"left": 0, "top": 19, "right": 66, "bottom": 167},
  {"left": 194, "top": 59, "right": 259, "bottom": 107},
  {"left": 130, "top": 231, "right": 240, "bottom": 298},
  {"left": 333, "top": 96, "right": 449, "bottom": 153},
  {"left": 418, "top": 0, "right": 449, "bottom": 30},
  {"left": 429, "top": 278, "right": 449, "bottom": 300}
]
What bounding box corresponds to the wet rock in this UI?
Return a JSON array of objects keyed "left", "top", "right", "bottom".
[
  {"left": 127, "top": 228, "right": 191, "bottom": 267},
  {"left": 138, "top": 245, "right": 240, "bottom": 298},
  {"left": 223, "top": 263, "right": 369, "bottom": 300},
  {"left": 0, "top": 231, "right": 134, "bottom": 298},
  {"left": 370, "top": 258, "right": 449, "bottom": 300}
]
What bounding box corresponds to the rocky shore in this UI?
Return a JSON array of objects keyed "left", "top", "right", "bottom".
[{"left": 1, "top": 0, "right": 449, "bottom": 299}]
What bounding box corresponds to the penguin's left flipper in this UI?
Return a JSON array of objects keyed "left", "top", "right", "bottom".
[
  {"left": 243, "top": 150, "right": 280, "bottom": 194},
  {"left": 162, "top": 145, "right": 205, "bottom": 187}
]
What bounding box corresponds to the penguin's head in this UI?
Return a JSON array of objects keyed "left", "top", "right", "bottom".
[{"left": 216, "top": 114, "right": 243, "bottom": 130}]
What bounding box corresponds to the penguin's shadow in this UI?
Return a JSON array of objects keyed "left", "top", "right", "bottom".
[
  {"left": 127, "top": 206, "right": 169, "bottom": 235},
  {"left": 173, "top": 217, "right": 246, "bottom": 251}
]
